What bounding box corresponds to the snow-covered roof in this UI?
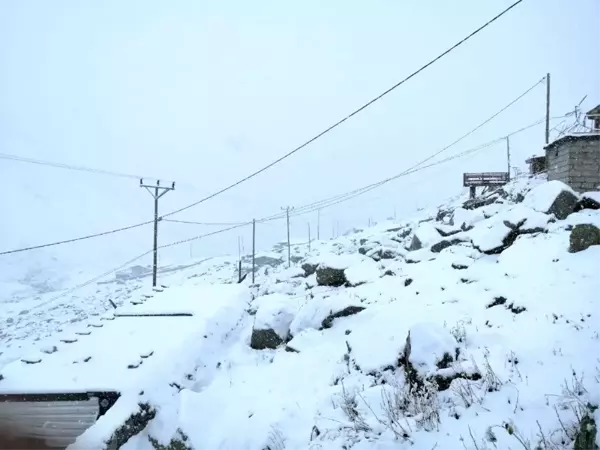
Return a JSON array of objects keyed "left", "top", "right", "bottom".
[{"left": 544, "top": 132, "right": 600, "bottom": 151}]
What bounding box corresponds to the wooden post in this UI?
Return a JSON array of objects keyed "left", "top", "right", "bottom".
[
  {"left": 252, "top": 219, "right": 256, "bottom": 284},
  {"left": 506, "top": 136, "right": 511, "bottom": 180},
  {"left": 470, "top": 186, "right": 476, "bottom": 199},
  {"left": 140, "top": 179, "right": 175, "bottom": 287},
  {"left": 317, "top": 209, "right": 320, "bottom": 240},
  {"left": 308, "top": 223, "right": 311, "bottom": 252},
  {"left": 545, "top": 73, "right": 551, "bottom": 144}
]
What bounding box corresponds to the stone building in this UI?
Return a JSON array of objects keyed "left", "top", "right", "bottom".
[{"left": 544, "top": 133, "right": 600, "bottom": 192}]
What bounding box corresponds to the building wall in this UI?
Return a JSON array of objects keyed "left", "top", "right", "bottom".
[
  {"left": 567, "top": 140, "right": 600, "bottom": 191},
  {"left": 546, "top": 144, "right": 570, "bottom": 182},
  {"left": 546, "top": 137, "right": 600, "bottom": 192}
]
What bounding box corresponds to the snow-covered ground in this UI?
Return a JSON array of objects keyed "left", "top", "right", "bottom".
[{"left": 1, "top": 175, "right": 599, "bottom": 450}]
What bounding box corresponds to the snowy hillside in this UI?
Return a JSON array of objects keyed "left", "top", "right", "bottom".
[{"left": 1, "top": 175, "right": 600, "bottom": 450}]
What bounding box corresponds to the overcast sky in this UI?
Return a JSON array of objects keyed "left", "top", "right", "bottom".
[{"left": 1, "top": 0, "right": 599, "bottom": 282}]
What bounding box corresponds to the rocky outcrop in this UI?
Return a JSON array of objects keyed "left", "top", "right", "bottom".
[{"left": 569, "top": 224, "right": 600, "bottom": 253}]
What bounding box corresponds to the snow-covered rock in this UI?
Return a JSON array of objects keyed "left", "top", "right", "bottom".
[
  {"left": 407, "top": 222, "right": 442, "bottom": 251},
  {"left": 522, "top": 180, "right": 579, "bottom": 219},
  {"left": 250, "top": 293, "right": 298, "bottom": 349}
]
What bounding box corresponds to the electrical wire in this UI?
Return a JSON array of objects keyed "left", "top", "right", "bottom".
[
  {"left": 162, "top": 219, "right": 248, "bottom": 226},
  {"left": 157, "top": 0, "right": 525, "bottom": 220},
  {"left": 0, "top": 221, "right": 154, "bottom": 256},
  {"left": 0, "top": 4, "right": 529, "bottom": 257},
  {"left": 24, "top": 115, "right": 563, "bottom": 309},
  {"left": 0, "top": 152, "right": 147, "bottom": 180}
]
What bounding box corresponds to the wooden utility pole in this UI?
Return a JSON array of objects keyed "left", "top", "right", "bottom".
[
  {"left": 506, "top": 136, "right": 511, "bottom": 180},
  {"left": 281, "top": 206, "right": 294, "bottom": 268},
  {"left": 317, "top": 209, "right": 321, "bottom": 240},
  {"left": 139, "top": 179, "right": 175, "bottom": 287},
  {"left": 252, "top": 219, "right": 256, "bottom": 284},
  {"left": 308, "top": 223, "right": 311, "bottom": 252},
  {"left": 545, "top": 73, "right": 551, "bottom": 144}
]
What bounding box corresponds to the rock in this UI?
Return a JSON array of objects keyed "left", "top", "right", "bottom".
[
  {"left": 250, "top": 294, "right": 297, "bottom": 349},
  {"left": 149, "top": 429, "right": 192, "bottom": 450},
  {"left": 431, "top": 239, "right": 464, "bottom": 253},
  {"left": 250, "top": 328, "right": 284, "bottom": 350},
  {"left": 402, "top": 323, "right": 458, "bottom": 389},
  {"left": 434, "top": 225, "right": 462, "bottom": 237},
  {"left": 316, "top": 266, "right": 347, "bottom": 287},
  {"left": 573, "top": 414, "right": 598, "bottom": 450},
  {"left": 569, "top": 224, "right": 600, "bottom": 253},
  {"left": 301, "top": 263, "right": 318, "bottom": 277},
  {"left": 106, "top": 404, "right": 156, "bottom": 449},
  {"left": 408, "top": 223, "right": 442, "bottom": 252},
  {"left": 463, "top": 196, "right": 497, "bottom": 210},
  {"left": 575, "top": 192, "right": 600, "bottom": 212},
  {"left": 321, "top": 306, "right": 366, "bottom": 329},
  {"left": 522, "top": 180, "right": 579, "bottom": 220}
]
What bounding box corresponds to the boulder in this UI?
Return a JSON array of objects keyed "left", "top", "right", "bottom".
[
  {"left": 250, "top": 294, "right": 297, "bottom": 349},
  {"left": 290, "top": 293, "right": 364, "bottom": 335},
  {"left": 321, "top": 306, "right": 365, "bottom": 329},
  {"left": 250, "top": 329, "right": 284, "bottom": 350},
  {"left": 408, "top": 223, "right": 442, "bottom": 251},
  {"left": 316, "top": 266, "right": 347, "bottom": 287},
  {"left": 468, "top": 221, "right": 517, "bottom": 255},
  {"left": 575, "top": 191, "right": 600, "bottom": 212},
  {"left": 402, "top": 323, "right": 458, "bottom": 389},
  {"left": 569, "top": 224, "right": 600, "bottom": 253},
  {"left": 522, "top": 180, "right": 579, "bottom": 220},
  {"left": 462, "top": 196, "right": 497, "bottom": 210},
  {"left": 431, "top": 238, "right": 464, "bottom": 253},
  {"left": 301, "top": 263, "right": 318, "bottom": 277}
]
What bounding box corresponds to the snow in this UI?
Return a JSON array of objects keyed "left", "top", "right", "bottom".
[
  {"left": 306, "top": 253, "right": 366, "bottom": 270},
  {"left": 344, "top": 258, "right": 381, "bottom": 285},
  {"left": 253, "top": 293, "right": 298, "bottom": 338},
  {"left": 1, "top": 177, "right": 599, "bottom": 450},
  {"left": 412, "top": 222, "right": 442, "bottom": 248},
  {"left": 407, "top": 322, "right": 457, "bottom": 375},
  {"left": 467, "top": 220, "right": 511, "bottom": 252},
  {"left": 0, "top": 283, "right": 250, "bottom": 395},
  {"left": 583, "top": 191, "right": 600, "bottom": 203},
  {"left": 452, "top": 207, "right": 485, "bottom": 228},
  {"left": 522, "top": 179, "right": 578, "bottom": 213}
]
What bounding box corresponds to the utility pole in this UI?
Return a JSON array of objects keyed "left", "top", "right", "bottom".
[
  {"left": 140, "top": 178, "right": 175, "bottom": 287},
  {"left": 281, "top": 206, "right": 294, "bottom": 268},
  {"left": 252, "top": 219, "right": 256, "bottom": 284},
  {"left": 506, "top": 136, "right": 511, "bottom": 180},
  {"left": 308, "top": 223, "right": 311, "bottom": 252},
  {"left": 545, "top": 73, "right": 551, "bottom": 144},
  {"left": 317, "top": 209, "right": 321, "bottom": 240}
]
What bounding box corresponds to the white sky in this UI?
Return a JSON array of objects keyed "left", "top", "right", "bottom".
[{"left": 1, "top": 0, "right": 599, "bottom": 279}]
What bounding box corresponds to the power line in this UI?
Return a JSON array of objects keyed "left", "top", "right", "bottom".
[
  {"left": 0, "top": 2, "right": 526, "bottom": 258},
  {"left": 162, "top": 219, "right": 248, "bottom": 226},
  {"left": 24, "top": 116, "right": 562, "bottom": 308},
  {"left": 279, "top": 115, "right": 566, "bottom": 220},
  {"left": 0, "top": 221, "right": 153, "bottom": 256},
  {"left": 157, "top": 0, "right": 525, "bottom": 220},
  {"left": 31, "top": 222, "right": 252, "bottom": 311},
  {"left": 0, "top": 152, "right": 146, "bottom": 180},
  {"left": 206, "top": 76, "right": 547, "bottom": 225}
]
